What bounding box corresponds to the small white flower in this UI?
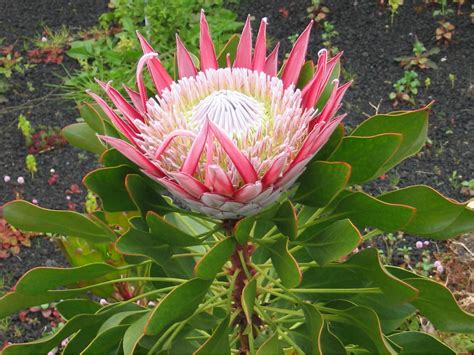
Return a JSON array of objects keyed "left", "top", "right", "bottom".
[
  {"left": 440, "top": 57, "right": 447, "bottom": 62},
  {"left": 99, "top": 299, "right": 109, "bottom": 306},
  {"left": 3, "top": 175, "right": 10, "bottom": 183},
  {"left": 41, "top": 36, "right": 48, "bottom": 42},
  {"left": 32, "top": 199, "right": 38, "bottom": 205},
  {"left": 50, "top": 168, "right": 56, "bottom": 174},
  {"left": 66, "top": 195, "right": 71, "bottom": 200},
  {"left": 17, "top": 176, "right": 25, "bottom": 185},
  {"left": 423, "top": 241, "right": 429, "bottom": 246},
  {"left": 415, "top": 241, "right": 423, "bottom": 249},
  {"left": 148, "top": 301, "right": 156, "bottom": 307}
]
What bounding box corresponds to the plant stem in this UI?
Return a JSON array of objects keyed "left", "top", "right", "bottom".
[{"left": 226, "top": 222, "right": 258, "bottom": 355}]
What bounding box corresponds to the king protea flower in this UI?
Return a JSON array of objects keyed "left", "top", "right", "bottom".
[{"left": 89, "top": 12, "right": 351, "bottom": 220}]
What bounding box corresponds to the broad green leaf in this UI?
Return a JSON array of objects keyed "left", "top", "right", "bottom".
[
  {"left": 2, "top": 303, "right": 143, "bottom": 355},
  {"left": 328, "top": 302, "right": 396, "bottom": 354},
  {"left": 388, "top": 267, "right": 474, "bottom": 333},
  {"left": 126, "top": 174, "right": 174, "bottom": 217},
  {"left": 302, "top": 303, "right": 324, "bottom": 355},
  {"left": 235, "top": 215, "right": 255, "bottom": 244},
  {"left": 351, "top": 105, "right": 430, "bottom": 171},
  {"left": 263, "top": 236, "right": 302, "bottom": 288},
  {"left": 313, "top": 123, "right": 344, "bottom": 161},
  {"left": 79, "top": 101, "right": 106, "bottom": 134},
  {"left": 0, "top": 263, "right": 135, "bottom": 318},
  {"left": 295, "top": 161, "right": 351, "bottom": 207},
  {"left": 100, "top": 148, "right": 137, "bottom": 168},
  {"left": 380, "top": 185, "right": 474, "bottom": 239},
  {"left": 301, "top": 248, "right": 418, "bottom": 306},
  {"left": 274, "top": 200, "right": 298, "bottom": 240},
  {"left": 82, "top": 325, "right": 128, "bottom": 354},
  {"left": 56, "top": 299, "right": 101, "bottom": 320},
  {"left": 320, "top": 323, "right": 347, "bottom": 354},
  {"left": 194, "top": 237, "right": 236, "bottom": 280},
  {"left": 296, "top": 60, "right": 315, "bottom": 89},
  {"left": 63, "top": 321, "right": 105, "bottom": 354},
  {"left": 299, "top": 219, "right": 362, "bottom": 266},
  {"left": 328, "top": 133, "right": 402, "bottom": 184},
  {"left": 147, "top": 211, "right": 201, "bottom": 246},
  {"left": 315, "top": 60, "right": 340, "bottom": 110},
  {"left": 242, "top": 278, "right": 257, "bottom": 324},
  {"left": 330, "top": 191, "right": 416, "bottom": 232},
  {"left": 99, "top": 310, "right": 148, "bottom": 333},
  {"left": 62, "top": 122, "right": 106, "bottom": 154},
  {"left": 145, "top": 278, "right": 212, "bottom": 335},
  {"left": 123, "top": 313, "right": 149, "bottom": 355},
  {"left": 256, "top": 332, "right": 284, "bottom": 355},
  {"left": 83, "top": 165, "right": 136, "bottom": 212},
  {"left": 194, "top": 315, "right": 230, "bottom": 355},
  {"left": 116, "top": 222, "right": 172, "bottom": 265},
  {"left": 217, "top": 34, "right": 240, "bottom": 67},
  {"left": 389, "top": 331, "right": 455, "bottom": 354},
  {"left": 2, "top": 200, "right": 115, "bottom": 242}
]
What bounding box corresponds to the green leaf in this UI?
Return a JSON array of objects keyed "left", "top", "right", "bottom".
[
  {"left": 301, "top": 248, "right": 418, "bottom": 306},
  {"left": 123, "top": 313, "right": 149, "bottom": 355},
  {"left": 217, "top": 34, "right": 240, "bottom": 67},
  {"left": 263, "top": 236, "right": 301, "bottom": 288},
  {"left": 302, "top": 303, "right": 324, "bottom": 355},
  {"left": 294, "top": 161, "right": 351, "bottom": 207},
  {"left": 313, "top": 123, "right": 344, "bottom": 161},
  {"left": 147, "top": 211, "right": 201, "bottom": 246},
  {"left": 315, "top": 60, "right": 340, "bottom": 110},
  {"left": 328, "top": 302, "right": 396, "bottom": 354},
  {"left": 0, "top": 263, "right": 135, "bottom": 318},
  {"left": 194, "top": 237, "right": 236, "bottom": 280},
  {"left": 2, "top": 200, "right": 115, "bottom": 242},
  {"left": 82, "top": 325, "right": 128, "bottom": 354},
  {"left": 100, "top": 148, "right": 137, "bottom": 168},
  {"left": 62, "top": 122, "right": 106, "bottom": 154},
  {"left": 330, "top": 191, "right": 416, "bottom": 232},
  {"left": 235, "top": 216, "right": 255, "bottom": 244},
  {"left": 274, "top": 200, "right": 298, "bottom": 240},
  {"left": 2, "top": 303, "right": 143, "bottom": 355},
  {"left": 126, "top": 174, "right": 174, "bottom": 217},
  {"left": 79, "top": 101, "right": 106, "bottom": 134},
  {"left": 296, "top": 60, "right": 315, "bottom": 89},
  {"left": 56, "top": 299, "right": 101, "bottom": 320},
  {"left": 388, "top": 267, "right": 474, "bottom": 333},
  {"left": 389, "top": 331, "right": 455, "bottom": 354},
  {"left": 116, "top": 222, "right": 172, "bottom": 265},
  {"left": 242, "top": 278, "right": 257, "bottom": 324},
  {"left": 299, "top": 219, "right": 362, "bottom": 266},
  {"left": 320, "top": 323, "right": 347, "bottom": 354},
  {"left": 145, "top": 278, "right": 212, "bottom": 335},
  {"left": 329, "top": 133, "right": 402, "bottom": 184},
  {"left": 194, "top": 315, "right": 230, "bottom": 355},
  {"left": 256, "top": 332, "right": 284, "bottom": 355},
  {"left": 351, "top": 105, "right": 430, "bottom": 171},
  {"left": 83, "top": 165, "right": 137, "bottom": 212},
  {"left": 379, "top": 185, "right": 474, "bottom": 239}
]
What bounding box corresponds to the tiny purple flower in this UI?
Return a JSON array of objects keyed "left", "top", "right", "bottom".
[
  {"left": 3, "top": 175, "right": 11, "bottom": 183},
  {"left": 32, "top": 199, "right": 38, "bottom": 205},
  {"left": 424, "top": 241, "right": 429, "bottom": 246},
  {"left": 415, "top": 241, "right": 423, "bottom": 249},
  {"left": 17, "top": 176, "right": 25, "bottom": 185}
]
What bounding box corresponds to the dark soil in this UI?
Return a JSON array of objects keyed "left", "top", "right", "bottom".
[
  {"left": 0, "top": 0, "right": 473, "bottom": 347},
  {"left": 0, "top": 0, "right": 108, "bottom": 345}
]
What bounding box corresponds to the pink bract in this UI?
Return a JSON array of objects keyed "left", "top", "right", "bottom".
[{"left": 90, "top": 11, "right": 351, "bottom": 219}]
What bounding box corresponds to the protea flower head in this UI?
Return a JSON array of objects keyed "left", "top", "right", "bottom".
[{"left": 89, "top": 12, "right": 351, "bottom": 220}]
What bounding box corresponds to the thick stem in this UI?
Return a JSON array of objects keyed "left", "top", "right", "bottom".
[{"left": 230, "top": 242, "right": 253, "bottom": 354}]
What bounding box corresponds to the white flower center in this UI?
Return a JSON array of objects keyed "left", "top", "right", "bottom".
[{"left": 192, "top": 90, "right": 264, "bottom": 137}]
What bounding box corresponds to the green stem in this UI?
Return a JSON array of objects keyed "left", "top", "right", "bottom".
[
  {"left": 288, "top": 287, "right": 382, "bottom": 294},
  {"left": 363, "top": 228, "right": 383, "bottom": 241}
]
